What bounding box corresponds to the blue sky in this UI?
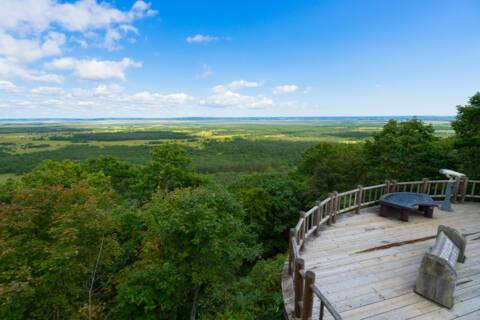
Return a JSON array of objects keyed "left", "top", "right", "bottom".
[{"left": 0, "top": 0, "right": 479, "bottom": 118}]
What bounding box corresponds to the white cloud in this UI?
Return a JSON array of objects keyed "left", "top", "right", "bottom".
[
  {"left": 93, "top": 83, "right": 124, "bottom": 96},
  {"left": 78, "top": 101, "right": 95, "bottom": 106},
  {"left": 46, "top": 57, "right": 142, "bottom": 81},
  {"left": 202, "top": 90, "right": 274, "bottom": 109},
  {"left": 0, "top": 1, "right": 155, "bottom": 92},
  {"left": 40, "top": 98, "right": 64, "bottom": 106},
  {"left": 0, "top": 58, "right": 63, "bottom": 83},
  {"left": 103, "top": 25, "right": 140, "bottom": 50},
  {"left": 126, "top": 91, "right": 193, "bottom": 105},
  {"left": 0, "top": 80, "right": 19, "bottom": 92},
  {"left": 0, "top": 31, "right": 66, "bottom": 63},
  {"left": 0, "top": 1, "right": 156, "bottom": 83},
  {"left": 31, "top": 86, "right": 64, "bottom": 95},
  {"left": 197, "top": 64, "right": 213, "bottom": 79},
  {"left": 186, "top": 34, "right": 219, "bottom": 44},
  {"left": 27, "top": 73, "right": 64, "bottom": 83},
  {"left": 0, "top": 0, "right": 156, "bottom": 33},
  {"left": 211, "top": 80, "right": 262, "bottom": 94},
  {"left": 67, "top": 84, "right": 123, "bottom": 98},
  {"left": 273, "top": 84, "right": 299, "bottom": 94},
  {"left": 228, "top": 80, "right": 262, "bottom": 90},
  {"left": 104, "top": 29, "right": 122, "bottom": 50},
  {"left": 130, "top": 1, "right": 158, "bottom": 19}
]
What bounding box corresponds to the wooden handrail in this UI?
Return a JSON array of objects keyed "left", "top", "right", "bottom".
[
  {"left": 286, "top": 177, "right": 476, "bottom": 320},
  {"left": 312, "top": 284, "right": 343, "bottom": 320}
]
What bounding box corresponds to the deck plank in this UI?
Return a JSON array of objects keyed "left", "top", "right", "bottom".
[{"left": 282, "top": 203, "right": 480, "bottom": 320}]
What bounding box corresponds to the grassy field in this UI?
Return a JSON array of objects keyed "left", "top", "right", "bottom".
[{"left": 0, "top": 119, "right": 454, "bottom": 184}]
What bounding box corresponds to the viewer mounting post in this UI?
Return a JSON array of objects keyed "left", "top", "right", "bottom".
[{"left": 439, "top": 169, "right": 466, "bottom": 212}]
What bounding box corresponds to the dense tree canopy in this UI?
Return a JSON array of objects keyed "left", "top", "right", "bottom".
[
  {"left": 364, "top": 119, "right": 450, "bottom": 182},
  {"left": 297, "top": 142, "right": 366, "bottom": 197},
  {"left": 229, "top": 173, "right": 305, "bottom": 257},
  {"left": 114, "top": 186, "right": 260, "bottom": 319},
  {"left": 136, "top": 144, "right": 206, "bottom": 204},
  {"left": 0, "top": 182, "right": 118, "bottom": 319},
  {"left": 452, "top": 92, "right": 480, "bottom": 178},
  {"left": 207, "top": 254, "right": 286, "bottom": 320}
]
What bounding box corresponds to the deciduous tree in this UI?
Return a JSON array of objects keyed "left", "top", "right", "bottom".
[
  {"left": 113, "top": 186, "right": 260, "bottom": 319},
  {"left": 0, "top": 183, "right": 118, "bottom": 319},
  {"left": 452, "top": 92, "right": 480, "bottom": 178}
]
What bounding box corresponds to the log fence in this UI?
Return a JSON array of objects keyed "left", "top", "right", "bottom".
[{"left": 286, "top": 178, "right": 477, "bottom": 320}]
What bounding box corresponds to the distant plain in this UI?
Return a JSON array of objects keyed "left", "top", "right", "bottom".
[{"left": 0, "top": 119, "right": 454, "bottom": 185}]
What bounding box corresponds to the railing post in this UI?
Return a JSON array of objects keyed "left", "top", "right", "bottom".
[
  {"left": 452, "top": 176, "right": 461, "bottom": 203},
  {"left": 294, "top": 258, "right": 305, "bottom": 318},
  {"left": 288, "top": 228, "right": 296, "bottom": 275},
  {"left": 390, "top": 180, "right": 397, "bottom": 193},
  {"left": 314, "top": 201, "right": 322, "bottom": 236},
  {"left": 384, "top": 180, "right": 390, "bottom": 194},
  {"left": 332, "top": 191, "right": 338, "bottom": 224},
  {"left": 422, "top": 178, "right": 429, "bottom": 194},
  {"left": 460, "top": 177, "right": 469, "bottom": 203},
  {"left": 299, "top": 211, "right": 306, "bottom": 250},
  {"left": 302, "top": 271, "right": 315, "bottom": 320},
  {"left": 356, "top": 185, "right": 363, "bottom": 214},
  {"left": 327, "top": 193, "right": 334, "bottom": 225}
]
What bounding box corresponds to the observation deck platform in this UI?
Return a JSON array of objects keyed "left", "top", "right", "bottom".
[{"left": 282, "top": 202, "right": 480, "bottom": 320}]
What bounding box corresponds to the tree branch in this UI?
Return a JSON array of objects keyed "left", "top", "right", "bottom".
[{"left": 88, "top": 237, "right": 104, "bottom": 320}]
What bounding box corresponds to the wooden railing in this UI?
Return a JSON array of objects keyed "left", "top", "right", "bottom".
[{"left": 286, "top": 178, "right": 478, "bottom": 320}]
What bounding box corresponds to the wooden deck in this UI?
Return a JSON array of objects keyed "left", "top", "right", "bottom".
[{"left": 282, "top": 202, "right": 480, "bottom": 320}]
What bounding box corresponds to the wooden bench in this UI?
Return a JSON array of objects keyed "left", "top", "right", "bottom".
[
  {"left": 379, "top": 192, "right": 438, "bottom": 222},
  {"left": 414, "top": 225, "right": 467, "bottom": 308}
]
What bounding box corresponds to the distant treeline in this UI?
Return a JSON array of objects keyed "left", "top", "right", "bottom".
[
  {"left": 0, "top": 139, "right": 317, "bottom": 177},
  {"left": 0, "top": 145, "right": 150, "bottom": 174},
  {"left": 189, "top": 139, "right": 317, "bottom": 174},
  {"left": 0, "top": 126, "right": 88, "bottom": 134},
  {"left": 326, "top": 131, "right": 373, "bottom": 139},
  {"left": 50, "top": 130, "right": 192, "bottom": 142}
]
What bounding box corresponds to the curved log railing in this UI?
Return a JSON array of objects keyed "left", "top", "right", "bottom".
[{"left": 286, "top": 178, "right": 479, "bottom": 320}]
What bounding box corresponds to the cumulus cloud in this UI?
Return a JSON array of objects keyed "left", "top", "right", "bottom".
[
  {"left": 126, "top": 91, "right": 193, "bottom": 105},
  {"left": 0, "top": 0, "right": 156, "bottom": 50},
  {"left": 0, "top": 58, "right": 63, "bottom": 83},
  {"left": 0, "top": 0, "right": 156, "bottom": 33},
  {"left": 45, "top": 57, "right": 142, "bottom": 81},
  {"left": 0, "top": 80, "right": 19, "bottom": 92},
  {"left": 0, "top": 31, "right": 66, "bottom": 63},
  {"left": 211, "top": 80, "right": 262, "bottom": 94},
  {"left": 31, "top": 86, "right": 64, "bottom": 95},
  {"left": 104, "top": 29, "right": 123, "bottom": 50},
  {"left": 186, "top": 34, "right": 219, "bottom": 44},
  {"left": 202, "top": 90, "right": 274, "bottom": 109},
  {"left": 273, "top": 84, "right": 299, "bottom": 94},
  {"left": 93, "top": 83, "right": 124, "bottom": 96},
  {"left": 65, "top": 84, "right": 122, "bottom": 99},
  {"left": 0, "top": 1, "right": 155, "bottom": 84},
  {"left": 78, "top": 101, "right": 95, "bottom": 106}
]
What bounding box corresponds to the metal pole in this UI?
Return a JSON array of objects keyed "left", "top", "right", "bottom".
[{"left": 440, "top": 179, "right": 454, "bottom": 212}]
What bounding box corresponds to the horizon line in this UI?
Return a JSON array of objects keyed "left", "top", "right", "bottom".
[{"left": 0, "top": 115, "right": 456, "bottom": 122}]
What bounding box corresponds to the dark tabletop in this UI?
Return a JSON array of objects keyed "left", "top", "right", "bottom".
[{"left": 380, "top": 192, "right": 438, "bottom": 209}]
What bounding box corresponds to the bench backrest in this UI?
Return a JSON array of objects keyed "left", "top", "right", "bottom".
[
  {"left": 437, "top": 225, "right": 467, "bottom": 263},
  {"left": 430, "top": 231, "right": 459, "bottom": 268}
]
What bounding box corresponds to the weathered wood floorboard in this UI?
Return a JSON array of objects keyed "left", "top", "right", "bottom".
[{"left": 282, "top": 203, "right": 480, "bottom": 320}]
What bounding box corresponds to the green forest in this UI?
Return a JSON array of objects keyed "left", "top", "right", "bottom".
[{"left": 0, "top": 93, "right": 479, "bottom": 319}]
